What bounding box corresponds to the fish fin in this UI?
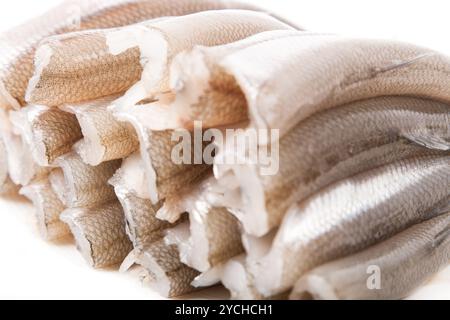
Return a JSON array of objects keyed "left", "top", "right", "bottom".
[{"left": 402, "top": 132, "right": 450, "bottom": 151}]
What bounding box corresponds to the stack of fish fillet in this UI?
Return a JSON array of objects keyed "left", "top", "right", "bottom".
[{"left": 0, "top": 0, "right": 449, "bottom": 300}]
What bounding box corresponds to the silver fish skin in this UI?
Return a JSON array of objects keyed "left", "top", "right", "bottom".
[
  {"left": 208, "top": 34, "right": 450, "bottom": 142},
  {"left": 290, "top": 212, "right": 450, "bottom": 300},
  {"left": 215, "top": 96, "right": 450, "bottom": 237},
  {"left": 251, "top": 155, "right": 450, "bottom": 297}
]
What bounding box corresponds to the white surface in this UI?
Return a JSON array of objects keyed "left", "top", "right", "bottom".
[{"left": 1, "top": 0, "right": 450, "bottom": 300}]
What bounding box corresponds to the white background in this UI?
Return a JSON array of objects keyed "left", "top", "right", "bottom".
[{"left": 1, "top": 0, "right": 450, "bottom": 299}]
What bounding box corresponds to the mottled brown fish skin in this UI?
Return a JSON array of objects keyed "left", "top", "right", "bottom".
[
  {"left": 61, "top": 201, "right": 132, "bottom": 268},
  {"left": 135, "top": 239, "right": 200, "bottom": 297},
  {"left": 56, "top": 153, "right": 121, "bottom": 208},
  {"left": 0, "top": 0, "right": 263, "bottom": 108}
]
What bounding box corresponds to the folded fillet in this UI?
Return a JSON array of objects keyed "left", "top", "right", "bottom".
[
  {"left": 61, "top": 96, "right": 138, "bottom": 165},
  {"left": 60, "top": 201, "right": 132, "bottom": 268},
  {"left": 291, "top": 212, "right": 450, "bottom": 300},
  {"left": 215, "top": 97, "right": 450, "bottom": 236},
  {"left": 122, "top": 239, "right": 200, "bottom": 298},
  {"left": 170, "top": 34, "right": 450, "bottom": 141},
  {"left": 53, "top": 152, "right": 121, "bottom": 208},
  {"left": 1, "top": 0, "right": 261, "bottom": 109},
  {"left": 168, "top": 30, "right": 312, "bottom": 129},
  {"left": 0, "top": 109, "right": 49, "bottom": 185},
  {"left": 248, "top": 155, "right": 450, "bottom": 297},
  {"left": 110, "top": 154, "right": 171, "bottom": 249},
  {"left": 9, "top": 105, "right": 81, "bottom": 166},
  {"left": 165, "top": 178, "right": 244, "bottom": 272},
  {"left": 107, "top": 9, "right": 293, "bottom": 114},
  {"left": 19, "top": 178, "right": 70, "bottom": 241}
]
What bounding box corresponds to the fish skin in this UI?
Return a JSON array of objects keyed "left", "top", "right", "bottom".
[
  {"left": 19, "top": 178, "right": 70, "bottom": 241},
  {"left": 9, "top": 105, "right": 82, "bottom": 166},
  {"left": 123, "top": 239, "right": 200, "bottom": 298},
  {"left": 55, "top": 152, "right": 121, "bottom": 208},
  {"left": 61, "top": 95, "right": 139, "bottom": 166},
  {"left": 124, "top": 110, "right": 212, "bottom": 206},
  {"left": 110, "top": 161, "right": 171, "bottom": 249},
  {"left": 165, "top": 198, "right": 244, "bottom": 272},
  {"left": 25, "top": 6, "right": 291, "bottom": 107},
  {"left": 213, "top": 34, "right": 450, "bottom": 141},
  {"left": 61, "top": 201, "right": 133, "bottom": 268},
  {"left": 168, "top": 30, "right": 321, "bottom": 130},
  {"left": 290, "top": 212, "right": 450, "bottom": 300},
  {"left": 216, "top": 96, "right": 450, "bottom": 236},
  {"left": 250, "top": 155, "right": 450, "bottom": 297},
  {"left": 109, "top": 9, "right": 293, "bottom": 113},
  {"left": 0, "top": 109, "right": 49, "bottom": 186},
  {"left": 0, "top": 0, "right": 263, "bottom": 109}
]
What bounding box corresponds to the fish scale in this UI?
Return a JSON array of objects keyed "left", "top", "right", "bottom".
[
  {"left": 250, "top": 155, "right": 450, "bottom": 297},
  {"left": 291, "top": 212, "right": 450, "bottom": 300}
]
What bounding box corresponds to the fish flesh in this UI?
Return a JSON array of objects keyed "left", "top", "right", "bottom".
[
  {"left": 290, "top": 212, "right": 450, "bottom": 300},
  {"left": 19, "top": 178, "right": 70, "bottom": 241},
  {"left": 110, "top": 153, "right": 171, "bottom": 249},
  {"left": 9, "top": 105, "right": 82, "bottom": 166},
  {"left": 0, "top": 108, "right": 49, "bottom": 185},
  {"left": 119, "top": 101, "right": 211, "bottom": 207},
  {"left": 1, "top": 0, "right": 263, "bottom": 109},
  {"left": 173, "top": 34, "right": 450, "bottom": 142},
  {"left": 215, "top": 96, "right": 450, "bottom": 236},
  {"left": 249, "top": 155, "right": 450, "bottom": 297},
  {"left": 108, "top": 9, "right": 293, "bottom": 115},
  {"left": 61, "top": 96, "right": 139, "bottom": 165},
  {"left": 61, "top": 201, "right": 133, "bottom": 268},
  {"left": 116, "top": 29, "right": 305, "bottom": 131},
  {"left": 164, "top": 177, "right": 244, "bottom": 272},
  {"left": 121, "top": 238, "right": 200, "bottom": 298},
  {"left": 53, "top": 152, "right": 121, "bottom": 207},
  {"left": 168, "top": 30, "right": 324, "bottom": 129},
  {"left": 26, "top": 8, "right": 292, "bottom": 107},
  {"left": 165, "top": 207, "right": 243, "bottom": 273}
]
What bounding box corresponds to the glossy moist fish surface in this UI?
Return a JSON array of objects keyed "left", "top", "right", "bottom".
[
  {"left": 250, "top": 155, "right": 450, "bottom": 297},
  {"left": 0, "top": 0, "right": 262, "bottom": 109},
  {"left": 215, "top": 96, "right": 450, "bottom": 236},
  {"left": 291, "top": 212, "right": 450, "bottom": 300}
]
